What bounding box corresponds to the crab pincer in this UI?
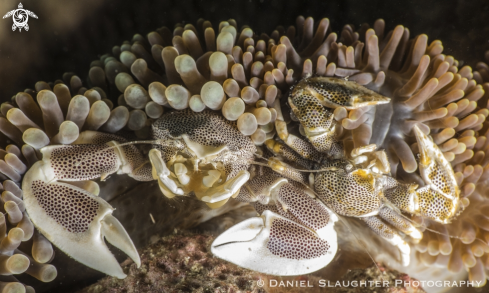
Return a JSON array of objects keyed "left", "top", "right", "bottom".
[
  {"left": 211, "top": 209, "right": 338, "bottom": 275},
  {"left": 21, "top": 131, "right": 150, "bottom": 277},
  {"left": 22, "top": 161, "right": 140, "bottom": 278},
  {"left": 212, "top": 174, "right": 338, "bottom": 275}
]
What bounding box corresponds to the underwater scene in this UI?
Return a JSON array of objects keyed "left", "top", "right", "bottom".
[{"left": 0, "top": 0, "right": 488, "bottom": 292}]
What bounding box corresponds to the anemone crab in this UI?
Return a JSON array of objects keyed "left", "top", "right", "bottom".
[{"left": 20, "top": 76, "right": 460, "bottom": 278}]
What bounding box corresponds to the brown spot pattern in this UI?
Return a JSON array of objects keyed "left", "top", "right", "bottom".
[
  {"left": 268, "top": 218, "right": 329, "bottom": 259},
  {"left": 32, "top": 180, "right": 99, "bottom": 233}
]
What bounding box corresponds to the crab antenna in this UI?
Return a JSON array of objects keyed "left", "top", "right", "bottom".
[{"left": 252, "top": 153, "right": 338, "bottom": 173}]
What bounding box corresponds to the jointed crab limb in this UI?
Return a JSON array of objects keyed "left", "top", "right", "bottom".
[
  {"left": 361, "top": 216, "right": 411, "bottom": 266},
  {"left": 266, "top": 157, "right": 309, "bottom": 185},
  {"left": 382, "top": 125, "right": 461, "bottom": 223},
  {"left": 272, "top": 99, "right": 327, "bottom": 160},
  {"left": 213, "top": 164, "right": 339, "bottom": 275},
  {"left": 40, "top": 131, "right": 153, "bottom": 182},
  {"left": 211, "top": 209, "right": 338, "bottom": 275},
  {"left": 101, "top": 214, "right": 141, "bottom": 268},
  {"left": 377, "top": 206, "right": 422, "bottom": 240},
  {"left": 287, "top": 93, "right": 342, "bottom": 156},
  {"left": 285, "top": 77, "right": 390, "bottom": 157},
  {"left": 314, "top": 159, "right": 383, "bottom": 217},
  {"left": 293, "top": 77, "right": 391, "bottom": 110},
  {"left": 20, "top": 130, "right": 152, "bottom": 278},
  {"left": 23, "top": 161, "right": 139, "bottom": 278},
  {"left": 265, "top": 139, "right": 316, "bottom": 169}
]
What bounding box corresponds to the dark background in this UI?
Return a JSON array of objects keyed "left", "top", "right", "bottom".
[
  {"left": 0, "top": 0, "right": 489, "bottom": 102},
  {"left": 0, "top": 0, "right": 488, "bottom": 291}
]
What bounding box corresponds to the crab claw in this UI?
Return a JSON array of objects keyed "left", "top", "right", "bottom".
[
  {"left": 211, "top": 210, "right": 338, "bottom": 275},
  {"left": 22, "top": 160, "right": 140, "bottom": 278},
  {"left": 292, "top": 77, "right": 390, "bottom": 110},
  {"left": 39, "top": 131, "right": 153, "bottom": 182},
  {"left": 412, "top": 125, "right": 460, "bottom": 223}
]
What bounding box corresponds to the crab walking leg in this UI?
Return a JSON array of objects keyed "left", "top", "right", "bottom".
[
  {"left": 284, "top": 82, "right": 347, "bottom": 157},
  {"left": 291, "top": 77, "right": 391, "bottom": 110},
  {"left": 361, "top": 216, "right": 411, "bottom": 266},
  {"left": 266, "top": 157, "right": 309, "bottom": 185},
  {"left": 412, "top": 125, "right": 461, "bottom": 223},
  {"left": 265, "top": 139, "right": 316, "bottom": 169},
  {"left": 383, "top": 125, "right": 460, "bottom": 223},
  {"left": 236, "top": 167, "right": 289, "bottom": 204},
  {"left": 279, "top": 77, "right": 390, "bottom": 157},
  {"left": 377, "top": 206, "right": 422, "bottom": 240},
  {"left": 273, "top": 99, "right": 327, "bottom": 160},
  {"left": 211, "top": 210, "right": 337, "bottom": 275},
  {"left": 22, "top": 161, "right": 140, "bottom": 278}
]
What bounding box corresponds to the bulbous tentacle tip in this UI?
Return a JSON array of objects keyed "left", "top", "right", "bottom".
[
  {"left": 21, "top": 161, "right": 137, "bottom": 279},
  {"left": 211, "top": 210, "right": 337, "bottom": 276}
]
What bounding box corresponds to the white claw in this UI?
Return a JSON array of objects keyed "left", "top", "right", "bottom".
[
  {"left": 201, "top": 170, "right": 250, "bottom": 203},
  {"left": 101, "top": 214, "right": 141, "bottom": 267},
  {"left": 23, "top": 161, "right": 136, "bottom": 279},
  {"left": 174, "top": 163, "right": 190, "bottom": 185},
  {"left": 212, "top": 210, "right": 338, "bottom": 275},
  {"left": 202, "top": 170, "right": 221, "bottom": 187},
  {"left": 149, "top": 149, "right": 184, "bottom": 198}
]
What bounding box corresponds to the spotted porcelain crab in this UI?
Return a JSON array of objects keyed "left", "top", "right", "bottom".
[
  {"left": 211, "top": 77, "right": 461, "bottom": 275},
  {"left": 21, "top": 77, "right": 460, "bottom": 278},
  {"left": 22, "top": 110, "right": 258, "bottom": 277}
]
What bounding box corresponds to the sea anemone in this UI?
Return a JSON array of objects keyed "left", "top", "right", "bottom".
[{"left": 0, "top": 15, "right": 488, "bottom": 291}]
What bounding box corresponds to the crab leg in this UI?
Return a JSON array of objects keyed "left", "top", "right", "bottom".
[
  {"left": 272, "top": 99, "right": 329, "bottom": 160},
  {"left": 212, "top": 209, "right": 337, "bottom": 275},
  {"left": 265, "top": 139, "right": 317, "bottom": 169},
  {"left": 384, "top": 125, "right": 460, "bottom": 223},
  {"left": 361, "top": 216, "right": 411, "bottom": 266},
  {"left": 378, "top": 206, "right": 422, "bottom": 240},
  {"left": 40, "top": 131, "right": 153, "bottom": 182},
  {"left": 292, "top": 77, "right": 390, "bottom": 110},
  {"left": 23, "top": 161, "right": 140, "bottom": 278},
  {"left": 148, "top": 149, "right": 184, "bottom": 198},
  {"left": 213, "top": 168, "right": 338, "bottom": 275}
]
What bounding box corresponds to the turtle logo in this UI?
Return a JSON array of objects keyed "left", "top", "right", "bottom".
[{"left": 3, "top": 3, "right": 38, "bottom": 32}]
